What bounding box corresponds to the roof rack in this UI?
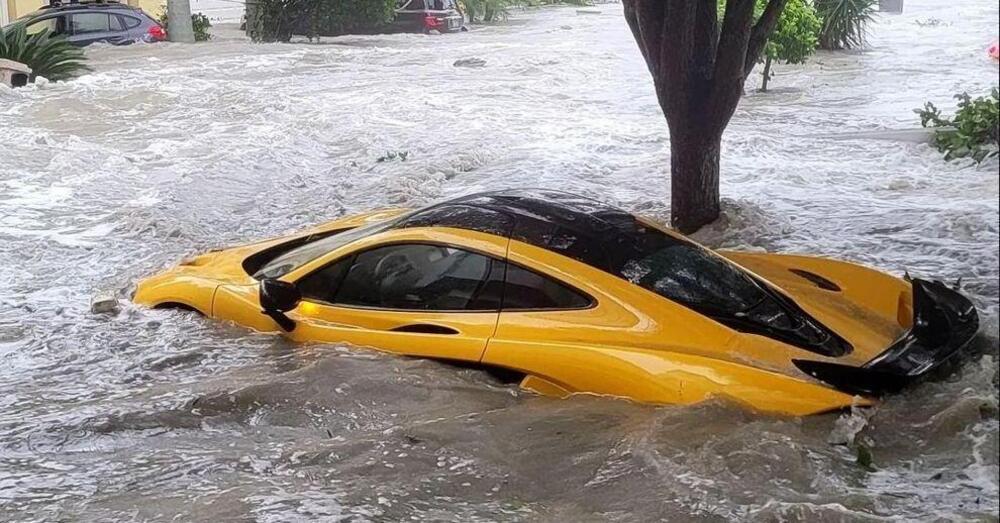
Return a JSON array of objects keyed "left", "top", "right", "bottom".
[{"left": 45, "top": 0, "right": 122, "bottom": 8}]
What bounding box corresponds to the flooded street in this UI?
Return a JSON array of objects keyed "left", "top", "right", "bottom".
[{"left": 1, "top": 1, "right": 998, "bottom": 520}]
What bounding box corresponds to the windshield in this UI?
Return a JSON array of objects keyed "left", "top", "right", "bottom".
[{"left": 253, "top": 217, "right": 401, "bottom": 280}]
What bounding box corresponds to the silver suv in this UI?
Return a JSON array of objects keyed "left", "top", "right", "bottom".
[{"left": 6, "top": 0, "right": 165, "bottom": 46}]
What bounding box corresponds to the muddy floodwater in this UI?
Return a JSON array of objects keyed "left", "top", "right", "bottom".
[{"left": 1, "top": 1, "right": 998, "bottom": 521}]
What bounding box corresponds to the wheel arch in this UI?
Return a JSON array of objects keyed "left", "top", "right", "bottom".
[{"left": 152, "top": 301, "right": 205, "bottom": 315}]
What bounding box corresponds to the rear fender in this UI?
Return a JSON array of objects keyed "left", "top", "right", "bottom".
[{"left": 483, "top": 341, "right": 870, "bottom": 416}]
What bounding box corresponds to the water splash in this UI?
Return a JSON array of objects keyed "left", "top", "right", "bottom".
[{"left": 1, "top": 1, "right": 997, "bottom": 520}]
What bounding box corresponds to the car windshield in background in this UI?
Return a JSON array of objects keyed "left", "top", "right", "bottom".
[{"left": 254, "top": 217, "right": 405, "bottom": 280}]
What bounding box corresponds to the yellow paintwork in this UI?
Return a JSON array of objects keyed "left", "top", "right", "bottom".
[{"left": 134, "top": 208, "right": 915, "bottom": 416}]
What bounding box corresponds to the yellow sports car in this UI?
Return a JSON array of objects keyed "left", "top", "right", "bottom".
[{"left": 134, "top": 190, "right": 979, "bottom": 415}]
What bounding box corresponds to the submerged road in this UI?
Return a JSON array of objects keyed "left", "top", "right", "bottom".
[{"left": 1, "top": 1, "right": 997, "bottom": 520}]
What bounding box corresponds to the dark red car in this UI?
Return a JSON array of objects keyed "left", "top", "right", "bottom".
[{"left": 394, "top": 0, "right": 466, "bottom": 33}]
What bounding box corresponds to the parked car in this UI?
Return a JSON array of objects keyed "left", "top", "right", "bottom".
[
  {"left": 394, "top": 0, "right": 466, "bottom": 33},
  {"left": 5, "top": 0, "right": 165, "bottom": 47},
  {"left": 134, "top": 189, "right": 978, "bottom": 416}
]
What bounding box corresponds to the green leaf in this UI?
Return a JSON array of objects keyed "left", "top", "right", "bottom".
[
  {"left": 917, "top": 89, "right": 999, "bottom": 164},
  {"left": 1, "top": 24, "right": 90, "bottom": 82},
  {"left": 815, "top": 0, "right": 877, "bottom": 50}
]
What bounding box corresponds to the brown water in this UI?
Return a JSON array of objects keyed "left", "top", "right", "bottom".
[{"left": 1, "top": 2, "right": 998, "bottom": 521}]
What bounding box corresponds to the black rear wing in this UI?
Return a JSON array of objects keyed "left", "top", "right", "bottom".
[{"left": 793, "top": 278, "right": 979, "bottom": 397}]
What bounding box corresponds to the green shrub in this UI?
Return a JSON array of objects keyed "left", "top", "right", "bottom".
[
  {"left": 814, "top": 0, "right": 877, "bottom": 50},
  {"left": 759, "top": 0, "right": 821, "bottom": 91},
  {"left": 0, "top": 23, "right": 89, "bottom": 82},
  {"left": 250, "top": 0, "right": 396, "bottom": 42},
  {"left": 461, "top": 0, "right": 591, "bottom": 24},
  {"left": 157, "top": 11, "right": 213, "bottom": 42},
  {"left": 917, "top": 88, "right": 1000, "bottom": 163},
  {"left": 461, "top": 0, "right": 517, "bottom": 22},
  {"left": 718, "top": 0, "right": 821, "bottom": 91}
]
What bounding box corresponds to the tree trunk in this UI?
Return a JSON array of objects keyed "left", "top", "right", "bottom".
[
  {"left": 623, "top": 0, "right": 788, "bottom": 233},
  {"left": 670, "top": 132, "right": 721, "bottom": 234},
  {"left": 760, "top": 54, "right": 772, "bottom": 92}
]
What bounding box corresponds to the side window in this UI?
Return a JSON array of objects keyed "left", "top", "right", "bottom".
[
  {"left": 308, "top": 244, "right": 499, "bottom": 311},
  {"left": 297, "top": 257, "right": 353, "bottom": 304},
  {"left": 25, "top": 16, "right": 65, "bottom": 36},
  {"left": 70, "top": 13, "right": 111, "bottom": 34},
  {"left": 120, "top": 15, "right": 142, "bottom": 29},
  {"left": 110, "top": 14, "right": 125, "bottom": 32},
  {"left": 401, "top": 0, "right": 426, "bottom": 10},
  {"left": 502, "top": 264, "right": 592, "bottom": 310}
]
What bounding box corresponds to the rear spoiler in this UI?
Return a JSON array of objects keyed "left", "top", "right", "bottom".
[{"left": 793, "top": 278, "right": 979, "bottom": 397}]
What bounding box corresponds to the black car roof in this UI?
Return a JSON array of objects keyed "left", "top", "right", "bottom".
[
  {"left": 395, "top": 189, "right": 652, "bottom": 274},
  {"left": 394, "top": 190, "right": 854, "bottom": 357}
]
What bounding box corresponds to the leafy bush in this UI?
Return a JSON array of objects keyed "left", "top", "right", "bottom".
[
  {"left": 917, "top": 88, "right": 1000, "bottom": 163},
  {"left": 719, "top": 0, "right": 820, "bottom": 91},
  {"left": 758, "top": 0, "right": 821, "bottom": 91},
  {"left": 461, "top": 0, "right": 515, "bottom": 22},
  {"left": 0, "top": 23, "right": 89, "bottom": 82},
  {"left": 249, "top": 0, "right": 395, "bottom": 42},
  {"left": 461, "top": 0, "right": 590, "bottom": 24},
  {"left": 157, "top": 11, "right": 213, "bottom": 42},
  {"left": 814, "top": 0, "right": 876, "bottom": 50}
]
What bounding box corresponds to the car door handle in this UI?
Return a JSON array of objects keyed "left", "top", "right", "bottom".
[{"left": 390, "top": 324, "right": 459, "bottom": 335}]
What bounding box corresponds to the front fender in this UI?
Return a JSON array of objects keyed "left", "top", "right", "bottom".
[
  {"left": 133, "top": 270, "right": 219, "bottom": 316},
  {"left": 212, "top": 283, "right": 283, "bottom": 333}
]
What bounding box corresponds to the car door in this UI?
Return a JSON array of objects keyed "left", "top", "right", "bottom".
[
  {"left": 68, "top": 12, "right": 130, "bottom": 45},
  {"left": 481, "top": 249, "right": 647, "bottom": 398},
  {"left": 285, "top": 241, "right": 505, "bottom": 362}
]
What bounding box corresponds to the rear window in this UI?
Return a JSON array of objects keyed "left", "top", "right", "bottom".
[
  {"left": 513, "top": 213, "right": 765, "bottom": 317},
  {"left": 398, "top": 0, "right": 426, "bottom": 10},
  {"left": 616, "top": 222, "right": 766, "bottom": 316},
  {"left": 120, "top": 14, "right": 142, "bottom": 29}
]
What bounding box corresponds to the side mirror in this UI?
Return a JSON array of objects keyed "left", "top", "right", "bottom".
[{"left": 259, "top": 279, "right": 301, "bottom": 332}]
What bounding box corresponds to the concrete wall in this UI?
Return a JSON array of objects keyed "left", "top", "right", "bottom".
[
  {"left": 131, "top": 0, "right": 165, "bottom": 18},
  {"left": 7, "top": 0, "right": 44, "bottom": 21}
]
